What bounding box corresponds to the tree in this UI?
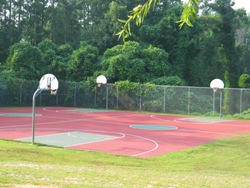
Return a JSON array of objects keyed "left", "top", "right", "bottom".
[
  {"left": 6, "top": 41, "right": 42, "bottom": 80},
  {"left": 101, "top": 41, "right": 171, "bottom": 83},
  {"left": 38, "top": 39, "right": 58, "bottom": 74},
  {"left": 50, "top": 43, "right": 73, "bottom": 81},
  {"left": 238, "top": 74, "right": 250, "bottom": 88},
  {"left": 117, "top": 0, "right": 200, "bottom": 41},
  {"left": 150, "top": 75, "right": 186, "bottom": 85},
  {"left": 67, "top": 41, "right": 99, "bottom": 82},
  {"left": 204, "top": 0, "right": 244, "bottom": 113},
  {"left": 51, "top": 0, "right": 81, "bottom": 47},
  {"left": 137, "top": 2, "right": 194, "bottom": 81},
  {"left": 80, "top": 1, "right": 126, "bottom": 53}
]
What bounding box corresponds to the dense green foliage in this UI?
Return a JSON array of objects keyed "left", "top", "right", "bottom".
[
  {"left": 0, "top": 0, "right": 250, "bottom": 88},
  {"left": 238, "top": 73, "right": 250, "bottom": 88},
  {"left": 101, "top": 41, "right": 172, "bottom": 83}
]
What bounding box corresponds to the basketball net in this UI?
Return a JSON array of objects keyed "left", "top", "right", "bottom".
[
  {"left": 97, "top": 82, "right": 102, "bottom": 87},
  {"left": 213, "top": 87, "right": 218, "bottom": 92},
  {"left": 50, "top": 89, "right": 57, "bottom": 95}
]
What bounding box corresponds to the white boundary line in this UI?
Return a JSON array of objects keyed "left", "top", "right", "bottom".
[
  {"left": 1, "top": 108, "right": 248, "bottom": 157},
  {"left": 1, "top": 110, "right": 152, "bottom": 153},
  {"left": 0, "top": 112, "right": 242, "bottom": 138},
  {"left": 64, "top": 132, "right": 125, "bottom": 147},
  {"left": 177, "top": 129, "right": 239, "bottom": 136},
  {"left": 11, "top": 127, "right": 158, "bottom": 157},
  {"left": 151, "top": 115, "right": 219, "bottom": 124},
  {"left": 127, "top": 134, "right": 159, "bottom": 157},
  {"left": 151, "top": 114, "right": 248, "bottom": 127},
  {"left": 0, "top": 112, "right": 139, "bottom": 130},
  {"left": 150, "top": 115, "right": 241, "bottom": 136},
  {"left": 130, "top": 124, "right": 178, "bottom": 131}
]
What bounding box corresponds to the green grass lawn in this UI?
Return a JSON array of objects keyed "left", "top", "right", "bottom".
[{"left": 0, "top": 134, "right": 250, "bottom": 188}]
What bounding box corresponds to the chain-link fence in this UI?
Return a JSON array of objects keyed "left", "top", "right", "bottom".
[{"left": 1, "top": 79, "right": 250, "bottom": 116}]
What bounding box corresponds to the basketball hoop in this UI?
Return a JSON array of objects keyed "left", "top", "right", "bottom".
[
  {"left": 50, "top": 89, "right": 57, "bottom": 95},
  {"left": 32, "top": 73, "right": 59, "bottom": 145},
  {"left": 96, "top": 75, "right": 107, "bottom": 87},
  {"left": 210, "top": 78, "right": 224, "bottom": 119},
  {"left": 40, "top": 74, "right": 59, "bottom": 92},
  {"left": 210, "top": 79, "right": 224, "bottom": 92}
]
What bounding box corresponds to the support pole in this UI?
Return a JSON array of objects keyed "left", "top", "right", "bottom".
[
  {"left": 219, "top": 91, "right": 222, "bottom": 119},
  {"left": 32, "top": 88, "right": 42, "bottom": 144},
  {"left": 213, "top": 91, "right": 215, "bottom": 115}
]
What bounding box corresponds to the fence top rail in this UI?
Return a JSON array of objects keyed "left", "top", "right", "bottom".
[{"left": 5, "top": 79, "right": 249, "bottom": 91}]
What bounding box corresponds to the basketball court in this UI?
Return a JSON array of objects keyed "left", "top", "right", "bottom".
[
  {"left": 0, "top": 75, "right": 249, "bottom": 157},
  {"left": 1, "top": 106, "right": 250, "bottom": 158}
]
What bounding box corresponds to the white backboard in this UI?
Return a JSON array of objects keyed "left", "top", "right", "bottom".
[
  {"left": 210, "top": 79, "right": 224, "bottom": 89},
  {"left": 39, "top": 74, "right": 59, "bottom": 90},
  {"left": 96, "top": 75, "right": 107, "bottom": 85}
]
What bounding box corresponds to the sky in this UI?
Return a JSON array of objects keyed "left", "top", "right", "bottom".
[
  {"left": 182, "top": 0, "right": 250, "bottom": 14},
  {"left": 233, "top": 0, "right": 250, "bottom": 13}
]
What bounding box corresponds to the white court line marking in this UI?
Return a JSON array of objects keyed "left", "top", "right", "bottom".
[
  {"left": 64, "top": 136, "right": 122, "bottom": 147},
  {"left": 43, "top": 107, "right": 83, "bottom": 113},
  {"left": 11, "top": 126, "right": 158, "bottom": 157},
  {"left": 0, "top": 112, "right": 140, "bottom": 130},
  {"left": 74, "top": 130, "right": 158, "bottom": 157},
  {"left": 174, "top": 119, "right": 229, "bottom": 124},
  {"left": 57, "top": 131, "right": 125, "bottom": 147},
  {"left": 129, "top": 124, "right": 178, "bottom": 130},
  {"left": 43, "top": 107, "right": 117, "bottom": 114},
  {"left": 151, "top": 115, "right": 247, "bottom": 127},
  {"left": 2, "top": 109, "right": 245, "bottom": 156},
  {"left": 0, "top": 111, "right": 244, "bottom": 138},
  {"left": 151, "top": 115, "right": 182, "bottom": 122},
  {"left": 15, "top": 129, "right": 125, "bottom": 140},
  {"left": 43, "top": 107, "right": 151, "bottom": 119},
  {"left": 44, "top": 129, "right": 157, "bottom": 157},
  {"left": 151, "top": 115, "right": 218, "bottom": 124},
  {"left": 16, "top": 132, "right": 76, "bottom": 140},
  {"left": 16, "top": 129, "right": 125, "bottom": 147},
  {"left": 151, "top": 115, "right": 240, "bottom": 136},
  {"left": 126, "top": 134, "right": 158, "bottom": 157},
  {"left": 177, "top": 129, "right": 239, "bottom": 136},
  {"left": 0, "top": 114, "right": 240, "bottom": 137},
  {"left": 45, "top": 130, "right": 158, "bottom": 157}
]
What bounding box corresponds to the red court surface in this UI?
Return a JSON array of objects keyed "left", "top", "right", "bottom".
[{"left": 0, "top": 107, "right": 250, "bottom": 158}]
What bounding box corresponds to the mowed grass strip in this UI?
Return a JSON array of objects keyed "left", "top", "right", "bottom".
[{"left": 0, "top": 135, "right": 250, "bottom": 188}]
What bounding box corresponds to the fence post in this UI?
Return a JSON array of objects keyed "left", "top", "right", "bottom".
[
  {"left": 139, "top": 84, "right": 142, "bottom": 111},
  {"left": 19, "top": 84, "right": 22, "bottom": 105},
  {"left": 163, "top": 87, "right": 166, "bottom": 113},
  {"left": 74, "top": 82, "right": 77, "bottom": 106},
  {"left": 213, "top": 90, "right": 215, "bottom": 115},
  {"left": 56, "top": 89, "right": 58, "bottom": 106},
  {"left": 94, "top": 89, "right": 97, "bottom": 107},
  {"left": 117, "top": 86, "right": 119, "bottom": 109},
  {"left": 240, "top": 89, "right": 243, "bottom": 115},
  {"left": 188, "top": 87, "right": 190, "bottom": 114},
  {"left": 106, "top": 84, "right": 109, "bottom": 109},
  {"left": 219, "top": 90, "right": 223, "bottom": 119}
]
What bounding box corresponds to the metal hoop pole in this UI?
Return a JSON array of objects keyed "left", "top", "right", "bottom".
[{"left": 32, "top": 88, "right": 42, "bottom": 144}]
